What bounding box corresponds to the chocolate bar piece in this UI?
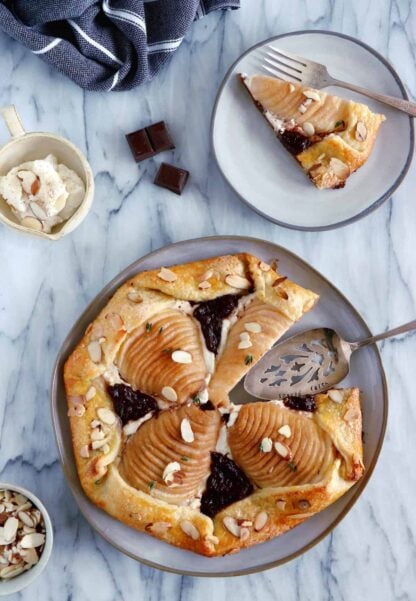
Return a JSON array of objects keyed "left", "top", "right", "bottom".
[
  {"left": 126, "top": 129, "right": 155, "bottom": 162},
  {"left": 146, "top": 121, "right": 175, "bottom": 153},
  {"left": 154, "top": 163, "right": 189, "bottom": 195},
  {"left": 126, "top": 121, "right": 174, "bottom": 162}
]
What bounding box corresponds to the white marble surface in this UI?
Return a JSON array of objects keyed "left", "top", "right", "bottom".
[{"left": 0, "top": 1, "right": 415, "bottom": 599}]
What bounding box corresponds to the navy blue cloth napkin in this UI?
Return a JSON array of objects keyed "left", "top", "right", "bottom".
[{"left": 0, "top": 0, "right": 239, "bottom": 91}]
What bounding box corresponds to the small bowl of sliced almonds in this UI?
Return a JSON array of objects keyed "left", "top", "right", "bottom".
[{"left": 0, "top": 484, "right": 53, "bottom": 595}]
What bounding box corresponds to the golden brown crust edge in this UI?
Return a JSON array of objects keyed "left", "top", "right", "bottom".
[{"left": 63, "top": 254, "right": 363, "bottom": 556}]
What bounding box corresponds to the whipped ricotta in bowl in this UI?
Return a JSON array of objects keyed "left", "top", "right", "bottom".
[{"left": 0, "top": 154, "right": 85, "bottom": 233}]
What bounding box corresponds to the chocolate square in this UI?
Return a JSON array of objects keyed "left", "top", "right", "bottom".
[
  {"left": 146, "top": 121, "right": 175, "bottom": 153},
  {"left": 154, "top": 163, "right": 189, "bottom": 195},
  {"left": 126, "top": 129, "right": 155, "bottom": 162}
]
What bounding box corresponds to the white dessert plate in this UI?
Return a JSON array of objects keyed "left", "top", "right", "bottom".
[
  {"left": 211, "top": 31, "right": 414, "bottom": 230},
  {"left": 51, "top": 236, "right": 387, "bottom": 576}
]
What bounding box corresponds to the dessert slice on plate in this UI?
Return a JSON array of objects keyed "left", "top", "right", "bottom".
[{"left": 240, "top": 74, "right": 385, "bottom": 189}]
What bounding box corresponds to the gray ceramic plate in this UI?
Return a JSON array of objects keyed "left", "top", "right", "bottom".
[
  {"left": 51, "top": 236, "right": 387, "bottom": 576},
  {"left": 211, "top": 31, "right": 414, "bottom": 230}
]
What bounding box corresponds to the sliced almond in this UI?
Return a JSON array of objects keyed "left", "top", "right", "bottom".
[
  {"left": 0, "top": 565, "right": 25, "bottom": 579},
  {"left": 146, "top": 521, "right": 171, "bottom": 535},
  {"left": 254, "top": 511, "right": 269, "bottom": 532},
  {"left": 21, "top": 547, "right": 38, "bottom": 565},
  {"left": 239, "top": 332, "right": 251, "bottom": 341},
  {"left": 276, "top": 499, "right": 286, "bottom": 511},
  {"left": 161, "top": 386, "right": 177, "bottom": 402},
  {"left": 92, "top": 438, "right": 110, "bottom": 450},
  {"left": 244, "top": 322, "right": 262, "bottom": 334},
  {"left": 18, "top": 511, "right": 35, "bottom": 528},
  {"left": 85, "top": 386, "right": 96, "bottom": 401},
  {"left": 198, "top": 280, "right": 211, "bottom": 289},
  {"left": 259, "top": 261, "right": 270, "bottom": 272},
  {"left": 223, "top": 516, "right": 240, "bottom": 538},
  {"left": 127, "top": 290, "right": 142, "bottom": 303},
  {"left": 30, "top": 202, "right": 48, "bottom": 221},
  {"left": 4, "top": 517, "right": 18, "bottom": 542},
  {"left": 329, "top": 157, "right": 350, "bottom": 179},
  {"left": 87, "top": 340, "right": 102, "bottom": 363},
  {"left": 171, "top": 350, "right": 193, "bottom": 364},
  {"left": 180, "top": 418, "right": 194, "bottom": 443},
  {"left": 20, "top": 532, "right": 45, "bottom": 549},
  {"left": 303, "top": 122, "right": 315, "bottom": 136},
  {"left": 298, "top": 103, "right": 307, "bottom": 114},
  {"left": 91, "top": 428, "right": 105, "bottom": 441},
  {"left": 274, "top": 441, "right": 291, "bottom": 459},
  {"left": 201, "top": 270, "right": 213, "bottom": 281},
  {"left": 162, "top": 461, "right": 183, "bottom": 486},
  {"left": 67, "top": 404, "right": 85, "bottom": 417},
  {"left": 225, "top": 274, "right": 251, "bottom": 290},
  {"left": 328, "top": 389, "right": 343, "bottom": 404},
  {"left": 303, "top": 89, "right": 321, "bottom": 102},
  {"left": 17, "top": 170, "right": 37, "bottom": 194},
  {"left": 101, "top": 443, "right": 110, "bottom": 454},
  {"left": 355, "top": 121, "right": 367, "bottom": 142},
  {"left": 79, "top": 445, "right": 90, "bottom": 458},
  {"left": 278, "top": 424, "right": 291, "bottom": 438},
  {"left": 97, "top": 407, "right": 116, "bottom": 425},
  {"left": 158, "top": 267, "right": 177, "bottom": 282},
  {"left": 20, "top": 216, "right": 42, "bottom": 231},
  {"left": 288, "top": 83, "right": 295, "bottom": 93},
  {"left": 344, "top": 407, "right": 359, "bottom": 422},
  {"left": 180, "top": 520, "right": 199, "bottom": 540},
  {"left": 105, "top": 312, "right": 124, "bottom": 330},
  {"left": 238, "top": 339, "right": 252, "bottom": 350},
  {"left": 239, "top": 526, "right": 250, "bottom": 541},
  {"left": 259, "top": 437, "right": 273, "bottom": 453}
]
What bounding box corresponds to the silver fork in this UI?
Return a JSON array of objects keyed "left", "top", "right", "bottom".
[{"left": 260, "top": 46, "right": 416, "bottom": 117}]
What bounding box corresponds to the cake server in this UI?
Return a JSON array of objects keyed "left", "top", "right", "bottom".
[{"left": 244, "top": 320, "right": 416, "bottom": 399}]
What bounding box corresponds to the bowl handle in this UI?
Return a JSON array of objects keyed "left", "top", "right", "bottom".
[{"left": 1, "top": 105, "right": 26, "bottom": 138}]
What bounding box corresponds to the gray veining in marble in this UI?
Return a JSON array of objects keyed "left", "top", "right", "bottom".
[{"left": 0, "top": 1, "right": 416, "bottom": 599}]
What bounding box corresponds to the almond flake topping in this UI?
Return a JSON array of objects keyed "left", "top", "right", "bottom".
[
  {"left": 298, "top": 103, "right": 307, "bottom": 114},
  {"left": 171, "top": 350, "right": 193, "bottom": 364},
  {"left": 225, "top": 274, "right": 251, "bottom": 290},
  {"left": 21, "top": 216, "right": 42, "bottom": 231},
  {"left": 180, "top": 418, "right": 194, "bottom": 443},
  {"left": 161, "top": 386, "right": 178, "bottom": 402},
  {"left": 97, "top": 407, "right": 116, "bottom": 425},
  {"left": 105, "top": 312, "right": 124, "bottom": 330},
  {"left": 87, "top": 340, "right": 102, "bottom": 363},
  {"left": 328, "top": 389, "right": 343, "bottom": 404},
  {"left": 355, "top": 120, "right": 367, "bottom": 141},
  {"left": 344, "top": 407, "right": 359, "bottom": 422},
  {"left": 238, "top": 339, "right": 252, "bottom": 350},
  {"left": 329, "top": 157, "right": 350, "bottom": 179},
  {"left": 276, "top": 499, "right": 286, "bottom": 511},
  {"left": 288, "top": 83, "right": 295, "bottom": 93},
  {"left": 180, "top": 521, "right": 199, "bottom": 540},
  {"left": 223, "top": 516, "right": 240, "bottom": 538},
  {"left": 91, "top": 428, "right": 105, "bottom": 441},
  {"left": 278, "top": 425, "right": 291, "bottom": 438},
  {"left": 85, "top": 386, "right": 96, "bottom": 401},
  {"left": 147, "top": 521, "right": 171, "bottom": 535},
  {"left": 201, "top": 270, "right": 213, "bottom": 281},
  {"left": 303, "top": 122, "right": 315, "bottom": 136},
  {"left": 274, "top": 441, "right": 291, "bottom": 459},
  {"left": 303, "top": 89, "right": 321, "bottom": 102},
  {"left": 244, "top": 322, "right": 262, "bottom": 334},
  {"left": 254, "top": 511, "right": 269, "bottom": 532},
  {"left": 259, "top": 437, "right": 273, "bottom": 453},
  {"left": 162, "top": 461, "right": 183, "bottom": 486},
  {"left": 259, "top": 261, "right": 271, "bottom": 272},
  {"left": 198, "top": 280, "right": 211, "bottom": 289},
  {"left": 158, "top": 267, "right": 177, "bottom": 282},
  {"left": 67, "top": 404, "right": 85, "bottom": 418},
  {"left": 127, "top": 290, "right": 142, "bottom": 303},
  {"left": 92, "top": 438, "right": 109, "bottom": 450},
  {"left": 79, "top": 445, "right": 90, "bottom": 458}
]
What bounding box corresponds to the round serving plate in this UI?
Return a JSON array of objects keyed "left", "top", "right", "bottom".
[
  {"left": 51, "top": 236, "right": 388, "bottom": 576},
  {"left": 211, "top": 30, "right": 414, "bottom": 230}
]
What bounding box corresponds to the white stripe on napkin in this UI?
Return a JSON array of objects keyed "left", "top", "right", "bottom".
[
  {"left": 109, "top": 69, "right": 120, "bottom": 91},
  {"left": 147, "top": 37, "right": 184, "bottom": 54},
  {"left": 33, "top": 38, "right": 62, "bottom": 55},
  {"left": 68, "top": 19, "right": 123, "bottom": 65},
  {"left": 102, "top": 0, "right": 146, "bottom": 34}
]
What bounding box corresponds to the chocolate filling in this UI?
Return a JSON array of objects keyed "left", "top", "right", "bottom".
[
  {"left": 283, "top": 395, "right": 316, "bottom": 413},
  {"left": 199, "top": 400, "right": 216, "bottom": 411},
  {"left": 200, "top": 452, "right": 253, "bottom": 518},
  {"left": 279, "top": 130, "right": 313, "bottom": 156},
  {"left": 107, "top": 384, "right": 158, "bottom": 425},
  {"left": 193, "top": 294, "right": 241, "bottom": 354}
]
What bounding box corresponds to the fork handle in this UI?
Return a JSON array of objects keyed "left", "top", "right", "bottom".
[{"left": 330, "top": 78, "right": 416, "bottom": 117}]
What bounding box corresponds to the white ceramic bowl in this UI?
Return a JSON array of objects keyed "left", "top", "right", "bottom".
[
  {"left": 0, "top": 105, "right": 94, "bottom": 240},
  {"left": 0, "top": 483, "right": 53, "bottom": 596}
]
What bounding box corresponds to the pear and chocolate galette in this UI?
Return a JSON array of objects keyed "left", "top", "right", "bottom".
[
  {"left": 64, "top": 253, "right": 364, "bottom": 556},
  {"left": 240, "top": 74, "right": 385, "bottom": 189}
]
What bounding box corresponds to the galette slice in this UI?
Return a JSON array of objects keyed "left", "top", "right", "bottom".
[{"left": 240, "top": 74, "right": 385, "bottom": 189}]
